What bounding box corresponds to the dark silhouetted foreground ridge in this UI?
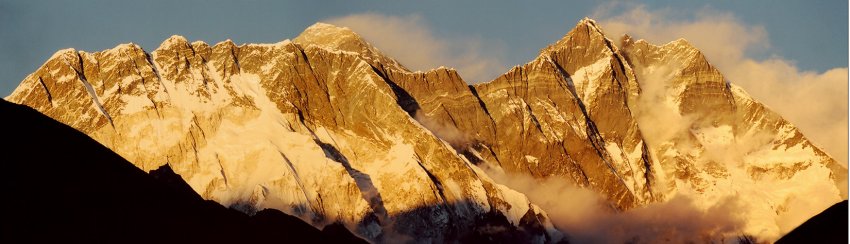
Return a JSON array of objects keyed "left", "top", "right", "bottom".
[
  {"left": 0, "top": 100, "right": 365, "bottom": 243},
  {"left": 776, "top": 200, "right": 848, "bottom": 244}
]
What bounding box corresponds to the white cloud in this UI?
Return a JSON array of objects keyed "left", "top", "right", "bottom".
[
  {"left": 323, "top": 13, "right": 508, "bottom": 83},
  {"left": 593, "top": 3, "right": 849, "bottom": 166},
  {"left": 479, "top": 165, "right": 748, "bottom": 243}
]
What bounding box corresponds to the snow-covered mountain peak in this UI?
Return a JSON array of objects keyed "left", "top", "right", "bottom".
[
  {"left": 626, "top": 37, "right": 702, "bottom": 61},
  {"left": 541, "top": 17, "right": 618, "bottom": 56},
  {"left": 47, "top": 48, "right": 78, "bottom": 63},
  {"left": 294, "top": 22, "right": 371, "bottom": 52},
  {"left": 157, "top": 35, "right": 191, "bottom": 50},
  {"left": 101, "top": 43, "right": 146, "bottom": 58},
  {"left": 4, "top": 18, "right": 844, "bottom": 243},
  {"left": 669, "top": 37, "right": 692, "bottom": 46},
  {"left": 294, "top": 22, "right": 409, "bottom": 72},
  {"left": 578, "top": 17, "right": 601, "bottom": 29},
  {"left": 153, "top": 35, "right": 199, "bottom": 56},
  {"left": 302, "top": 22, "right": 355, "bottom": 36},
  {"left": 208, "top": 39, "right": 239, "bottom": 55}
]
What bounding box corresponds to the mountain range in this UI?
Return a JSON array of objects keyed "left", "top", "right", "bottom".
[{"left": 4, "top": 18, "right": 846, "bottom": 243}]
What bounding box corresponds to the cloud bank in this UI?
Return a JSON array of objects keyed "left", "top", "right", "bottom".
[
  {"left": 623, "top": 48, "right": 840, "bottom": 241},
  {"left": 593, "top": 3, "right": 849, "bottom": 166},
  {"left": 323, "top": 13, "right": 508, "bottom": 83},
  {"left": 480, "top": 165, "right": 748, "bottom": 243}
]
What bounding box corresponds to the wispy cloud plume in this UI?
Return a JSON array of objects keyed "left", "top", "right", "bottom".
[
  {"left": 323, "top": 13, "right": 508, "bottom": 83},
  {"left": 413, "top": 110, "right": 472, "bottom": 149},
  {"left": 593, "top": 3, "right": 849, "bottom": 166},
  {"left": 589, "top": 4, "right": 847, "bottom": 240}
]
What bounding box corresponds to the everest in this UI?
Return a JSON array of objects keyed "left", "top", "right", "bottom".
[{"left": 4, "top": 18, "right": 845, "bottom": 243}]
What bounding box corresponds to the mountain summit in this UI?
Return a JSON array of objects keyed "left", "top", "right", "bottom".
[
  {"left": 294, "top": 22, "right": 409, "bottom": 73},
  {"left": 5, "top": 19, "right": 845, "bottom": 243}
]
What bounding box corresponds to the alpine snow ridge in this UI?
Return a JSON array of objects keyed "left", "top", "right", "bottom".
[{"left": 6, "top": 18, "right": 846, "bottom": 242}]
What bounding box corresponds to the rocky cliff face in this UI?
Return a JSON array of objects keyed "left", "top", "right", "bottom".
[
  {"left": 6, "top": 18, "right": 846, "bottom": 242},
  {"left": 471, "top": 19, "right": 652, "bottom": 209}
]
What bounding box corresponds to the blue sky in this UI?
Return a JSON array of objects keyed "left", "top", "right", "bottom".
[{"left": 0, "top": 0, "right": 846, "bottom": 96}]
